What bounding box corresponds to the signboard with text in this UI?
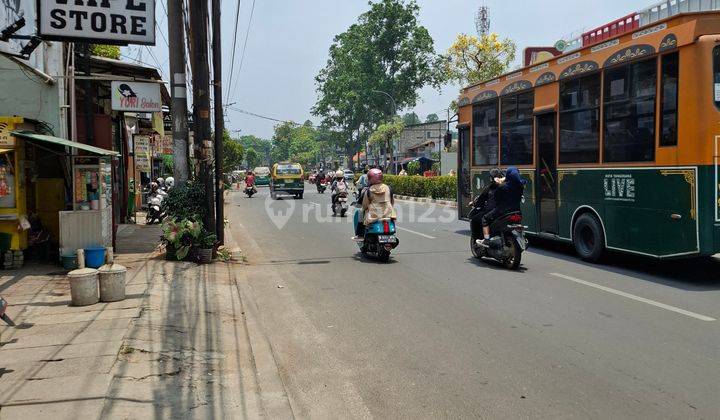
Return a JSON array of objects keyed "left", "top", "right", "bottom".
[
  {"left": 134, "top": 134, "right": 151, "bottom": 172},
  {"left": 38, "top": 0, "right": 156, "bottom": 45},
  {"left": 111, "top": 81, "right": 162, "bottom": 112}
]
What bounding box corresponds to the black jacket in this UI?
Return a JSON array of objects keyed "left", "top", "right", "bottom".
[{"left": 494, "top": 167, "right": 525, "bottom": 213}]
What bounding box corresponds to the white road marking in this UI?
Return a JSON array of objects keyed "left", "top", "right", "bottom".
[
  {"left": 396, "top": 226, "right": 436, "bottom": 239},
  {"left": 309, "top": 202, "right": 321, "bottom": 207},
  {"left": 550, "top": 273, "right": 716, "bottom": 322}
]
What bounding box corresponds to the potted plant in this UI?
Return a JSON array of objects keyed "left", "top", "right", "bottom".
[
  {"left": 195, "top": 230, "right": 217, "bottom": 264},
  {"left": 162, "top": 218, "right": 202, "bottom": 261}
]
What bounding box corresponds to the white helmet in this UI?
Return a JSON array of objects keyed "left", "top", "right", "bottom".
[
  {"left": 156, "top": 177, "right": 164, "bottom": 186},
  {"left": 165, "top": 177, "right": 175, "bottom": 189},
  {"left": 335, "top": 170, "right": 344, "bottom": 179}
]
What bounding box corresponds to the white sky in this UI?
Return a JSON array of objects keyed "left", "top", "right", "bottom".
[{"left": 136, "top": 0, "right": 658, "bottom": 139}]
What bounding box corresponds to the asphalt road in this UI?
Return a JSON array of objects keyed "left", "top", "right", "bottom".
[{"left": 226, "top": 184, "right": 720, "bottom": 419}]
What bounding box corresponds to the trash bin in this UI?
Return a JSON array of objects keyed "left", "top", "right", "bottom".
[
  {"left": 68, "top": 268, "right": 99, "bottom": 306},
  {"left": 98, "top": 264, "right": 127, "bottom": 302}
]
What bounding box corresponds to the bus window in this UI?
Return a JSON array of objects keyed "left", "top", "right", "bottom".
[
  {"left": 559, "top": 74, "right": 600, "bottom": 163},
  {"left": 603, "top": 58, "right": 657, "bottom": 162},
  {"left": 660, "top": 52, "right": 679, "bottom": 147},
  {"left": 501, "top": 90, "right": 534, "bottom": 165},
  {"left": 472, "top": 99, "right": 499, "bottom": 166},
  {"left": 714, "top": 46, "right": 720, "bottom": 108}
]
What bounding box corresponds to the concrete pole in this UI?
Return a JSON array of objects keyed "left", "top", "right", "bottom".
[
  {"left": 211, "top": 0, "right": 225, "bottom": 245},
  {"left": 168, "top": 0, "right": 189, "bottom": 185}
]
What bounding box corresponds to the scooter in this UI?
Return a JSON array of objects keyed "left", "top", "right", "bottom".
[
  {"left": 468, "top": 208, "right": 527, "bottom": 270},
  {"left": 317, "top": 181, "right": 327, "bottom": 194},
  {"left": 244, "top": 185, "right": 257, "bottom": 198},
  {"left": 146, "top": 192, "right": 166, "bottom": 225},
  {"left": 332, "top": 191, "right": 349, "bottom": 217},
  {"left": 0, "top": 295, "right": 13, "bottom": 326},
  {"left": 353, "top": 206, "right": 399, "bottom": 263}
]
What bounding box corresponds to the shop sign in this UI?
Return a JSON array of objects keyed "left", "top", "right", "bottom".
[
  {"left": 38, "top": 0, "right": 156, "bottom": 45},
  {"left": 161, "top": 134, "right": 173, "bottom": 155},
  {"left": 0, "top": 124, "right": 14, "bottom": 147},
  {"left": 111, "top": 81, "right": 162, "bottom": 112},
  {"left": 134, "top": 134, "right": 151, "bottom": 172}
]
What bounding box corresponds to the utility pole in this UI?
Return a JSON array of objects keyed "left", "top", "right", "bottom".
[
  {"left": 211, "top": 0, "right": 225, "bottom": 245},
  {"left": 188, "top": 0, "right": 216, "bottom": 234},
  {"left": 168, "top": 0, "right": 190, "bottom": 185}
]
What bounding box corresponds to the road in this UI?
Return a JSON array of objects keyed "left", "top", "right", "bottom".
[{"left": 226, "top": 184, "right": 720, "bottom": 419}]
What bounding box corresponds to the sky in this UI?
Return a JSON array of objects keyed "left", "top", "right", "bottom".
[{"left": 132, "top": 0, "right": 659, "bottom": 139}]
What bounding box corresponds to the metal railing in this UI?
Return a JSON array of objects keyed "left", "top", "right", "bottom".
[{"left": 638, "top": 0, "right": 720, "bottom": 26}]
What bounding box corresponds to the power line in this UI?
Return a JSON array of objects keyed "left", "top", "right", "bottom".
[
  {"left": 226, "top": 0, "right": 242, "bottom": 102},
  {"left": 231, "top": 0, "right": 256, "bottom": 96}
]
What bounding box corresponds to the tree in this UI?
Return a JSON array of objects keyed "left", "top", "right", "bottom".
[
  {"left": 444, "top": 33, "right": 516, "bottom": 86},
  {"left": 90, "top": 44, "right": 121, "bottom": 60},
  {"left": 426, "top": 113, "right": 439, "bottom": 123},
  {"left": 402, "top": 112, "right": 421, "bottom": 126},
  {"left": 222, "top": 131, "right": 244, "bottom": 172},
  {"left": 245, "top": 147, "right": 259, "bottom": 169},
  {"left": 237, "top": 135, "right": 272, "bottom": 165},
  {"left": 313, "top": 0, "right": 445, "bottom": 163},
  {"left": 369, "top": 118, "right": 405, "bottom": 169}
]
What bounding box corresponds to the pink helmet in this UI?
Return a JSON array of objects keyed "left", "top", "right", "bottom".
[{"left": 367, "top": 168, "right": 383, "bottom": 185}]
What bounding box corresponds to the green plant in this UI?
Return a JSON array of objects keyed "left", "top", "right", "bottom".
[
  {"left": 407, "top": 161, "right": 421, "bottom": 175},
  {"left": 384, "top": 174, "right": 457, "bottom": 200},
  {"left": 163, "top": 181, "right": 206, "bottom": 222},
  {"left": 197, "top": 230, "right": 217, "bottom": 249},
  {"left": 162, "top": 218, "right": 202, "bottom": 260},
  {"left": 216, "top": 246, "right": 232, "bottom": 262}
]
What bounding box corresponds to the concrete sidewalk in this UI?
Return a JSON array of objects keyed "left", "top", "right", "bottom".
[{"left": 0, "top": 223, "right": 291, "bottom": 419}]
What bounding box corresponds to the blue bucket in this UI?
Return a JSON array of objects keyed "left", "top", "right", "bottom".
[{"left": 84, "top": 247, "right": 106, "bottom": 269}]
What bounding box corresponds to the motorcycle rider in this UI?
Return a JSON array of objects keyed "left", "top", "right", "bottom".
[
  {"left": 245, "top": 170, "right": 256, "bottom": 192},
  {"left": 331, "top": 169, "right": 349, "bottom": 207},
  {"left": 471, "top": 168, "right": 504, "bottom": 242},
  {"left": 353, "top": 168, "right": 395, "bottom": 240},
  {"left": 478, "top": 166, "right": 525, "bottom": 247}
]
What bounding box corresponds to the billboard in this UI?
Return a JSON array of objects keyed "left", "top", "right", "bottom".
[
  {"left": 38, "top": 0, "right": 155, "bottom": 45},
  {"left": 111, "top": 81, "right": 162, "bottom": 112},
  {"left": 0, "top": 1, "right": 35, "bottom": 56}
]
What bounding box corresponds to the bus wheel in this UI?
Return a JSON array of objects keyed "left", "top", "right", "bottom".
[{"left": 573, "top": 213, "right": 605, "bottom": 262}]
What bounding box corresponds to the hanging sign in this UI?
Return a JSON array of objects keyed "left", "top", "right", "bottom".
[
  {"left": 37, "top": 0, "right": 156, "bottom": 45},
  {"left": 134, "top": 134, "right": 151, "bottom": 172},
  {"left": 111, "top": 81, "right": 162, "bottom": 112}
]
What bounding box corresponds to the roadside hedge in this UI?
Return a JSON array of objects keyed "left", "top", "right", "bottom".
[{"left": 384, "top": 175, "right": 457, "bottom": 201}]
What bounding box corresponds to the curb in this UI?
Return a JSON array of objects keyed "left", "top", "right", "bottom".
[{"left": 395, "top": 195, "right": 458, "bottom": 208}]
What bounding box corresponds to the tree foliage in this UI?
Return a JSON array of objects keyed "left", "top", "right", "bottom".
[
  {"left": 91, "top": 44, "right": 121, "bottom": 60},
  {"left": 237, "top": 135, "right": 272, "bottom": 165},
  {"left": 313, "top": 0, "right": 444, "bottom": 162},
  {"left": 444, "top": 33, "right": 516, "bottom": 86},
  {"left": 426, "top": 113, "right": 439, "bottom": 123},
  {"left": 245, "top": 147, "right": 259, "bottom": 169},
  {"left": 222, "top": 131, "right": 244, "bottom": 172},
  {"left": 369, "top": 118, "right": 404, "bottom": 147},
  {"left": 402, "top": 112, "right": 421, "bottom": 126}
]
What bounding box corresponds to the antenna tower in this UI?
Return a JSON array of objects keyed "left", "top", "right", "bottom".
[{"left": 475, "top": 6, "right": 490, "bottom": 36}]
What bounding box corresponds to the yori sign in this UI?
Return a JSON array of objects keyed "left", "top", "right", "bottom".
[
  {"left": 38, "top": 0, "right": 156, "bottom": 45},
  {"left": 111, "top": 81, "right": 162, "bottom": 112}
]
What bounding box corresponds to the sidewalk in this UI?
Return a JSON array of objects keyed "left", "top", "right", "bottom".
[{"left": 0, "top": 222, "right": 291, "bottom": 419}]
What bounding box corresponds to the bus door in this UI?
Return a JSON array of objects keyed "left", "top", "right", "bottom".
[
  {"left": 458, "top": 126, "right": 472, "bottom": 219},
  {"left": 536, "top": 113, "right": 558, "bottom": 234}
]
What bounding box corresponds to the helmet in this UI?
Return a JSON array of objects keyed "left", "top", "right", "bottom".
[
  {"left": 335, "top": 170, "right": 344, "bottom": 179},
  {"left": 368, "top": 168, "right": 383, "bottom": 185},
  {"left": 149, "top": 182, "right": 159, "bottom": 192},
  {"left": 489, "top": 168, "right": 504, "bottom": 180},
  {"left": 156, "top": 177, "right": 164, "bottom": 186},
  {"left": 165, "top": 177, "right": 175, "bottom": 188}
]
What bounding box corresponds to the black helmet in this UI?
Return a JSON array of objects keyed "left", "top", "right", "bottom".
[{"left": 489, "top": 168, "right": 504, "bottom": 180}]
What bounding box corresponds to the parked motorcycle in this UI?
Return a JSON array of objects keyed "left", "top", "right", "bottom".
[
  {"left": 146, "top": 192, "right": 166, "bottom": 225},
  {"left": 332, "top": 191, "right": 349, "bottom": 217},
  {"left": 353, "top": 206, "right": 399, "bottom": 263},
  {"left": 0, "top": 295, "right": 14, "bottom": 326},
  {"left": 468, "top": 209, "right": 527, "bottom": 270},
  {"left": 244, "top": 185, "right": 257, "bottom": 198}
]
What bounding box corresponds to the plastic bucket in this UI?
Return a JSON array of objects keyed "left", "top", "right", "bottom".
[
  {"left": 61, "top": 253, "right": 78, "bottom": 271},
  {"left": 84, "top": 247, "right": 106, "bottom": 269}
]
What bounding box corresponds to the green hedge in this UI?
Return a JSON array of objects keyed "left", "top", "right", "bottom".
[{"left": 384, "top": 175, "right": 457, "bottom": 200}]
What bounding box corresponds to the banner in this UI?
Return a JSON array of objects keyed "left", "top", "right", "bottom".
[
  {"left": 111, "top": 81, "right": 162, "bottom": 112},
  {"left": 38, "top": 0, "right": 156, "bottom": 45},
  {"left": 134, "top": 134, "right": 151, "bottom": 172}
]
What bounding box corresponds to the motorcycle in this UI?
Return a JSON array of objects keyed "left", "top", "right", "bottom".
[
  {"left": 332, "top": 191, "right": 349, "bottom": 217},
  {"left": 468, "top": 207, "right": 527, "bottom": 270},
  {"left": 0, "top": 295, "right": 13, "bottom": 326},
  {"left": 244, "top": 185, "right": 257, "bottom": 198},
  {"left": 353, "top": 206, "right": 399, "bottom": 263},
  {"left": 146, "top": 192, "right": 166, "bottom": 225},
  {"left": 317, "top": 181, "right": 327, "bottom": 194}
]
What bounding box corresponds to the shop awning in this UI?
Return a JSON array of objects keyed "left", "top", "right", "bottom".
[{"left": 11, "top": 131, "right": 119, "bottom": 157}]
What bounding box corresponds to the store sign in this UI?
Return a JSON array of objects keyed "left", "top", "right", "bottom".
[
  {"left": 111, "top": 81, "right": 162, "bottom": 112},
  {"left": 38, "top": 0, "right": 156, "bottom": 45},
  {"left": 134, "top": 134, "right": 151, "bottom": 172},
  {"left": 0, "top": 124, "right": 14, "bottom": 148}
]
